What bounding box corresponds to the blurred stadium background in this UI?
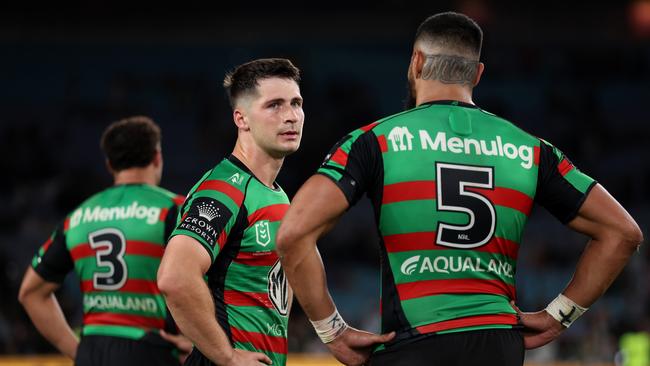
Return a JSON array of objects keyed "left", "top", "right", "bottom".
[{"left": 1, "top": 1, "right": 649, "bottom": 365}]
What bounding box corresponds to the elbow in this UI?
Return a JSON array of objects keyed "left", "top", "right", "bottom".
[
  {"left": 157, "top": 267, "right": 182, "bottom": 301},
  {"left": 275, "top": 223, "right": 297, "bottom": 258},
  {"left": 17, "top": 286, "right": 29, "bottom": 306},
  {"left": 615, "top": 219, "right": 644, "bottom": 253},
  {"left": 624, "top": 223, "right": 644, "bottom": 250}
]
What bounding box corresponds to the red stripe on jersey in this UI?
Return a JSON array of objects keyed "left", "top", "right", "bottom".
[
  {"left": 558, "top": 158, "right": 574, "bottom": 176},
  {"left": 377, "top": 135, "right": 388, "bottom": 153},
  {"left": 224, "top": 290, "right": 273, "bottom": 308},
  {"left": 173, "top": 195, "right": 185, "bottom": 206},
  {"left": 217, "top": 230, "right": 228, "bottom": 250},
  {"left": 42, "top": 237, "right": 53, "bottom": 252},
  {"left": 63, "top": 218, "right": 70, "bottom": 231},
  {"left": 234, "top": 251, "right": 279, "bottom": 267},
  {"left": 127, "top": 241, "right": 165, "bottom": 257},
  {"left": 70, "top": 244, "right": 94, "bottom": 260},
  {"left": 330, "top": 148, "right": 348, "bottom": 167},
  {"left": 416, "top": 313, "right": 518, "bottom": 334},
  {"left": 382, "top": 181, "right": 437, "bottom": 204},
  {"left": 70, "top": 241, "right": 164, "bottom": 261},
  {"left": 81, "top": 279, "right": 160, "bottom": 294},
  {"left": 383, "top": 232, "right": 519, "bottom": 259},
  {"left": 231, "top": 326, "right": 287, "bottom": 355},
  {"left": 468, "top": 187, "right": 533, "bottom": 216},
  {"left": 397, "top": 279, "right": 516, "bottom": 301},
  {"left": 159, "top": 207, "right": 169, "bottom": 221},
  {"left": 247, "top": 204, "right": 289, "bottom": 227},
  {"left": 360, "top": 121, "right": 379, "bottom": 132},
  {"left": 533, "top": 146, "right": 540, "bottom": 166},
  {"left": 84, "top": 312, "right": 164, "bottom": 329},
  {"left": 196, "top": 180, "right": 244, "bottom": 206}
]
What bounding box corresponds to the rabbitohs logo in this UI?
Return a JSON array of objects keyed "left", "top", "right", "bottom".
[{"left": 268, "top": 259, "right": 288, "bottom": 316}]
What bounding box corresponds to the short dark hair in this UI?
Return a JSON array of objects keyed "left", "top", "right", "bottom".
[
  {"left": 100, "top": 116, "right": 161, "bottom": 172},
  {"left": 223, "top": 58, "right": 300, "bottom": 108},
  {"left": 415, "top": 12, "right": 483, "bottom": 57}
]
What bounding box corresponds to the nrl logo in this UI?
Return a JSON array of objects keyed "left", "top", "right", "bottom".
[
  {"left": 197, "top": 201, "right": 221, "bottom": 221},
  {"left": 255, "top": 220, "right": 271, "bottom": 247}
]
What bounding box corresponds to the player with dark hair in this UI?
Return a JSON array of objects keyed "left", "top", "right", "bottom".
[
  {"left": 276, "top": 11, "right": 643, "bottom": 366},
  {"left": 19, "top": 116, "right": 190, "bottom": 366},
  {"left": 157, "top": 58, "right": 303, "bottom": 366}
]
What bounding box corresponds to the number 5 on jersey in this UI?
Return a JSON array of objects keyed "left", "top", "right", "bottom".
[{"left": 436, "top": 163, "right": 496, "bottom": 249}]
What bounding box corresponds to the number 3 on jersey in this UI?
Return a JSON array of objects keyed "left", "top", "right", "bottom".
[
  {"left": 436, "top": 163, "right": 496, "bottom": 249},
  {"left": 88, "top": 228, "right": 128, "bottom": 290}
]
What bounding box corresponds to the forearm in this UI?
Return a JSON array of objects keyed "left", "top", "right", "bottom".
[
  {"left": 563, "top": 236, "right": 637, "bottom": 307},
  {"left": 281, "top": 239, "right": 335, "bottom": 321},
  {"left": 22, "top": 293, "right": 78, "bottom": 359},
  {"left": 163, "top": 280, "right": 235, "bottom": 364}
]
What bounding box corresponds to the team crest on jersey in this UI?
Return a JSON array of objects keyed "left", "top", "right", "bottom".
[
  {"left": 255, "top": 220, "right": 271, "bottom": 247},
  {"left": 267, "top": 259, "right": 288, "bottom": 316},
  {"left": 387, "top": 126, "right": 414, "bottom": 151}
]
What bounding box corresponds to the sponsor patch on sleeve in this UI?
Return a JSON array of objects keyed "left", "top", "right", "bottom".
[{"left": 177, "top": 197, "right": 233, "bottom": 248}]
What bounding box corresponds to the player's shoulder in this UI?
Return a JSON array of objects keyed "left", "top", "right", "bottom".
[
  {"left": 139, "top": 184, "right": 185, "bottom": 206},
  {"left": 187, "top": 157, "right": 253, "bottom": 207},
  {"left": 475, "top": 107, "right": 542, "bottom": 145},
  {"left": 72, "top": 186, "right": 114, "bottom": 210},
  {"left": 204, "top": 157, "right": 253, "bottom": 188}
]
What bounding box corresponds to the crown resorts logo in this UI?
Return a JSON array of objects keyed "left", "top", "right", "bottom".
[
  {"left": 197, "top": 201, "right": 221, "bottom": 221},
  {"left": 400, "top": 255, "right": 421, "bottom": 275}
]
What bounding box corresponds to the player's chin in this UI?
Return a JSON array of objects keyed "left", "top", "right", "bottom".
[{"left": 277, "top": 141, "right": 301, "bottom": 156}]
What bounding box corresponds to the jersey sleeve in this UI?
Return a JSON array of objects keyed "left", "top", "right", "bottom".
[
  {"left": 535, "top": 140, "right": 597, "bottom": 224},
  {"left": 163, "top": 204, "right": 180, "bottom": 242},
  {"left": 169, "top": 184, "right": 242, "bottom": 262},
  {"left": 316, "top": 128, "right": 382, "bottom": 206},
  {"left": 31, "top": 222, "right": 73, "bottom": 284}
]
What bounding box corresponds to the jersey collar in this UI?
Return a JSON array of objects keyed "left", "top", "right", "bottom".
[{"left": 418, "top": 100, "right": 478, "bottom": 109}]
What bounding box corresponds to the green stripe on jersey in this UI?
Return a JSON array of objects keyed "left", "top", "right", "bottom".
[
  {"left": 380, "top": 201, "right": 527, "bottom": 243},
  {"left": 401, "top": 293, "right": 515, "bottom": 328},
  {"left": 564, "top": 168, "right": 594, "bottom": 194},
  {"left": 83, "top": 292, "right": 167, "bottom": 318},
  {"left": 82, "top": 324, "right": 146, "bottom": 339},
  {"left": 228, "top": 305, "right": 287, "bottom": 337},
  {"left": 317, "top": 167, "right": 343, "bottom": 182},
  {"left": 75, "top": 256, "right": 160, "bottom": 281},
  {"left": 225, "top": 262, "right": 273, "bottom": 293},
  {"left": 389, "top": 250, "right": 516, "bottom": 285}
]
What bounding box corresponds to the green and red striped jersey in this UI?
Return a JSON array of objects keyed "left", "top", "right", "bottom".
[
  {"left": 170, "top": 155, "right": 290, "bottom": 366},
  {"left": 317, "top": 100, "right": 596, "bottom": 347},
  {"left": 32, "top": 184, "right": 184, "bottom": 340}
]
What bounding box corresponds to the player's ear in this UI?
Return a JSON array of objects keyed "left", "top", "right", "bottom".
[
  {"left": 105, "top": 159, "right": 115, "bottom": 175},
  {"left": 411, "top": 49, "right": 425, "bottom": 79},
  {"left": 152, "top": 149, "right": 162, "bottom": 168},
  {"left": 473, "top": 62, "right": 485, "bottom": 87},
  {"left": 233, "top": 109, "right": 250, "bottom": 131}
]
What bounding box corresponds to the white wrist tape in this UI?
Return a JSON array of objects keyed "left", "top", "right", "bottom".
[
  {"left": 545, "top": 294, "right": 588, "bottom": 328},
  {"left": 310, "top": 309, "right": 348, "bottom": 343}
]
